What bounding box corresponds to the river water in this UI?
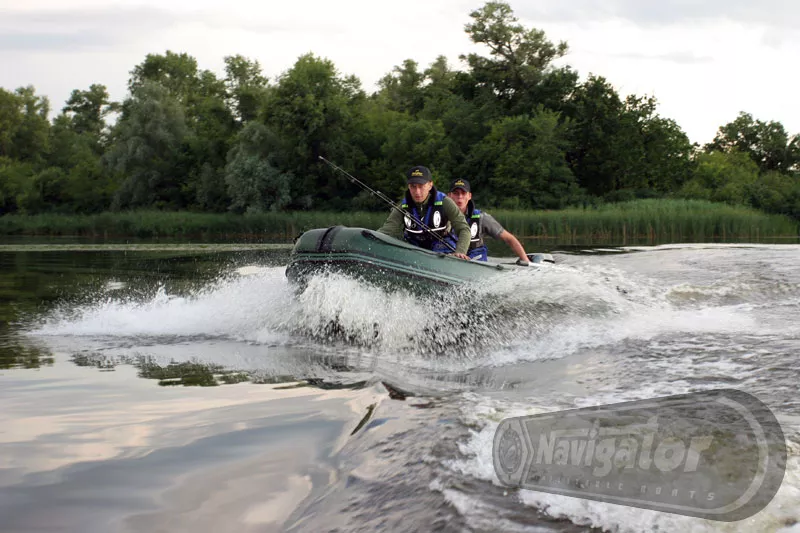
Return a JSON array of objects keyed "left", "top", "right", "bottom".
[{"left": 1, "top": 243, "right": 799, "bottom": 532}]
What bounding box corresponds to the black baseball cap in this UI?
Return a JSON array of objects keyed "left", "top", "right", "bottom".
[
  {"left": 407, "top": 166, "right": 432, "bottom": 184},
  {"left": 449, "top": 178, "right": 471, "bottom": 192}
]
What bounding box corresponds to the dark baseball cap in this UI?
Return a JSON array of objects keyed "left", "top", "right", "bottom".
[
  {"left": 449, "top": 178, "right": 471, "bottom": 192},
  {"left": 407, "top": 166, "right": 432, "bottom": 184}
]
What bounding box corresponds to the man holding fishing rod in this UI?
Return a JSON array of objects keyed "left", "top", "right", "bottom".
[
  {"left": 376, "top": 166, "right": 472, "bottom": 260},
  {"left": 318, "top": 158, "right": 471, "bottom": 259}
]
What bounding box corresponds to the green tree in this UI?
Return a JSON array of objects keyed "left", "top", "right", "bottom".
[
  {"left": 184, "top": 92, "right": 236, "bottom": 211},
  {"left": 706, "top": 112, "right": 800, "bottom": 174},
  {"left": 422, "top": 92, "right": 491, "bottom": 175},
  {"left": 7, "top": 86, "right": 50, "bottom": 164},
  {"left": 679, "top": 151, "right": 759, "bottom": 205},
  {"left": 358, "top": 111, "right": 452, "bottom": 208},
  {"left": 418, "top": 57, "right": 494, "bottom": 175},
  {"left": 46, "top": 114, "right": 114, "bottom": 213},
  {"left": 62, "top": 84, "right": 116, "bottom": 140},
  {"left": 470, "top": 109, "right": 580, "bottom": 208},
  {"left": 127, "top": 53, "right": 237, "bottom": 210},
  {"left": 182, "top": 74, "right": 237, "bottom": 211},
  {"left": 129, "top": 51, "right": 200, "bottom": 103},
  {"left": 31, "top": 84, "right": 119, "bottom": 213},
  {"left": 612, "top": 95, "right": 692, "bottom": 194},
  {"left": 748, "top": 171, "right": 800, "bottom": 217},
  {"left": 424, "top": 56, "right": 458, "bottom": 98},
  {"left": 640, "top": 114, "right": 694, "bottom": 193},
  {"left": 566, "top": 75, "right": 626, "bottom": 195},
  {"left": 105, "top": 81, "right": 188, "bottom": 209},
  {"left": 224, "top": 122, "right": 292, "bottom": 212},
  {"left": 16, "top": 166, "right": 68, "bottom": 213},
  {"left": 0, "top": 89, "right": 23, "bottom": 158},
  {"left": 263, "top": 53, "right": 367, "bottom": 207},
  {"left": 376, "top": 59, "right": 425, "bottom": 115},
  {"left": 462, "top": 1, "right": 569, "bottom": 113},
  {"left": 0, "top": 157, "right": 33, "bottom": 214},
  {"left": 564, "top": 77, "right": 691, "bottom": 198},
  {"left": 224, "top": 54, "right": 269, "bottom": 124}
]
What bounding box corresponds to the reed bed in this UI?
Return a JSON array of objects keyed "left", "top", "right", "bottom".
[
  {"left": 491, "top": 199, "right": 798, "bottom": 245},
  {"left": 0, "top": 200, "right": 796, "bottom": 245},
  {"left": 0, "top": 211, "right": 385, "bottom": 241}
]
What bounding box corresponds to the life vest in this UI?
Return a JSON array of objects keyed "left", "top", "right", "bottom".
[
  {"left": 464, "top": 201, "right": 488, "bottom": 261},
  {"left": 434, "top": 199, "right": 489, "bottom": 260},
  {"left": 401, "top": 188, "right": 450, "bottom": 249}
]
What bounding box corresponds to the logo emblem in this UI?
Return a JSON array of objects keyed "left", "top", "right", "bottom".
[
  {"left": 432, "top": 211, "right": 442, "bottom": 228},
  {"left": 492, "top": 389, "right": 786, "bottom": 522},
  {"left": 498, "top": 426, "right": 524, "bottom": 474},
  {"left": 470, "top": 222, "right": 479, "bottom": 238},
  {"left": 404, "top": 216, "right": 413, "bottom": 228}
]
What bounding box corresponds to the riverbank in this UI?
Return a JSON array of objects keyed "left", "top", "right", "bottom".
[
  {"left": 0, "top": 199, "right": 796, "bottom": 245},
  {"left": 497, "top": 199, "right": 799, "bottom": 245}
]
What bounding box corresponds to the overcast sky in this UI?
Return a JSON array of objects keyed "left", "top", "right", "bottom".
[{"left": 1, "top": 0, "right": 798, "bottom": 144}]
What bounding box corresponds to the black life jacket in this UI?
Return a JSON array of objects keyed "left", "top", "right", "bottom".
[
  {"left": 464, "top": 200, "right": 486, "bottom": 254},
  {"left": 437, "top": 199, "right": 488, "bottom": 260},
  {"left": 401, "top": 188, "right": 449, "bottom": 249}
]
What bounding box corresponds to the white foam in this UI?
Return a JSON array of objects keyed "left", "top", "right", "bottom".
[
  {"left": 32, "top": 267, "right": 293, "bottom": 339},
  {"left": 27, "top": 255, "right": 775, "bottom": 369},
  {"left": 19, "top": 247, "right": 800, "bottom": 531},
  {"left": 446, "top": 394, "right": 800, "bottom": 533}
]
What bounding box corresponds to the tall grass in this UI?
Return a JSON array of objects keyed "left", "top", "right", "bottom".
[
  {"left": 0, "top": 211, "right": 386, "bottom": 241},
  {"left": 0, "top": 200, "right": 796, "bottom": 244},
  {"left": 492, "top": 199, "right": 799, "bottom": 245}
]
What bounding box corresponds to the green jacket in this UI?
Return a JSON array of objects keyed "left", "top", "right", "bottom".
[{"left": 377, "top": 194, "right": 471, "bottom": 255}]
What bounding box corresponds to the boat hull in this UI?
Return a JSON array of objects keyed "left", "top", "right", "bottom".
[{"left": 285, "top": 226, "right": 507, "bottom": 293}]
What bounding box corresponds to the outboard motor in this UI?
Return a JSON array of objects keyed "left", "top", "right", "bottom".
[{"left": 526, "top": 253, "right": 555, "bottom": 264}]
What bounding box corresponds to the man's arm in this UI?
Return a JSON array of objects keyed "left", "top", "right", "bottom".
[
  {"left": 442, "top": 196, "right": 470, "bottom": 255},
  {"left": 498, "top": 230, "right": 530, "bottom": 263},
  {"left": 376, "top": 207, "right": 405, "bottom": 239},
  {"left": 482, "top": 213, "right": 529, "bottom": 262}
]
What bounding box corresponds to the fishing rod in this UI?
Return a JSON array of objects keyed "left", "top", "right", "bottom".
[{"left": 318, "top": 156, "right": 457, "bottom": 253}]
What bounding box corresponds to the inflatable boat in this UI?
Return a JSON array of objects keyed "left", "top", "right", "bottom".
[{"left": 285, "top": 226, "right": 552, "bottom": 293}]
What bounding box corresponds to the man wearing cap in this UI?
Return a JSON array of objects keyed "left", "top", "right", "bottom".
[
  {"left": 377, "top": 166, "right": 471, "bottom": 260},
  {"left": 445, "top": 178, "right": 530, "bottom": 264}
]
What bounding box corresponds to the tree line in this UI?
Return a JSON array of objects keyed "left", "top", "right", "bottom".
[{"left": 1, "top": 1, "right": 799, "bottom": 220}]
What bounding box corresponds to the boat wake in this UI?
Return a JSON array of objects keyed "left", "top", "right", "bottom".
[
  {"left": 26, "top": 259, "right": 669, "bottom": 368},
  {"left": 14, "top": 245, "right": 800, "bottom": 533}
]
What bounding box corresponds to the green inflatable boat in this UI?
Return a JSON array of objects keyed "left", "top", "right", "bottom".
[{"left": 285, "top": 226, "right": 552, "bottom": 293}]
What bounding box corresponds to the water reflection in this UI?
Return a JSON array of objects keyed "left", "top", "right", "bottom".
[
  {"left": 71, "top": 354, "right": 251, "bottom": 387},
  {"left": 0, "top": 335, "right": 55, "bottom": 369},
  {"left": 62, "top": 344, "right": 363, "bottom": 387},
  {"left": 0, "top": 368, "right": 385, "bottom": 533},
  {"left": 0, "top": 247, "right": 289, "bottom": 375},
  {"left": 3, "top": 244, "right": 800, "bottom": 532}
]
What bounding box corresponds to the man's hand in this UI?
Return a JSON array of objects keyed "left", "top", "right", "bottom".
[{"left": 453, "top": 253, "right": 471, "bottom": 260}]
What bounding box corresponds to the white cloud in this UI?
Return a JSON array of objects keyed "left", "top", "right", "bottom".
[
  {"left": 514, "top": 0, "right": 800, "bottom": 29},
  {"left": 0, "top": 0, "right": 798, "bottom": 145},
  {"left": 0, "top": 7, "right": 181, "bottom": 50},
  {"left": 534, "top": 16, "right": 800, "bottom": 143}
]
